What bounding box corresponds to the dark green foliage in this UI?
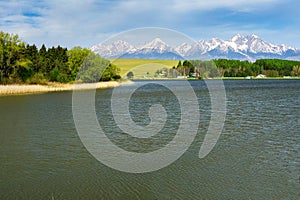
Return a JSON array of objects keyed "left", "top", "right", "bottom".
[
  {"left": 254, "top": 59, "right": 298, "bottom": 76},
  {"left": 177, "top": 60, "right": 182, "bottom": 68},
  {"left": 174, "top": 60, "right": 219, "bottom": 78},
  {"left": 0, "top": 31, "right": 121, "bottom": 84},
  {"left": 213, "top": 59, "right": 262, "bottom": 77},
  {"left": 112, "top": 75, "right": 121, "bottom": 80},
  {"left": 215, "top": 59, "right": 300, "bottom": 77},
  {"left": 100, "top": 63, "right": 120, "bottom": 81},
  {"left": 175, "top": 59, "right": 300, "bottom": 78}
]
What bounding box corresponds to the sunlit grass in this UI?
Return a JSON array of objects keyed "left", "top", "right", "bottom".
[{"left": 110, "top": 58, "right": 179, "bottom": 77}]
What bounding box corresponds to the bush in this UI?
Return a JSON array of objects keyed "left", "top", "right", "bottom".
[
  {"left": 112, "top": 75, "right": 121, "bottom": 80},
  {"left": 26, "top": 73, "right": 48, "bottom": 85},
  {"left": 49, "top": 68, "right": 60, "bottom": 82},
  {"left": 57, "top": 73, "right": 69, "bottom": 83}
]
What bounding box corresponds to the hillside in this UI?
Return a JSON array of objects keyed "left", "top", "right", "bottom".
[{"left": 110, "top": 58, "right": 178, "bottom": 77}]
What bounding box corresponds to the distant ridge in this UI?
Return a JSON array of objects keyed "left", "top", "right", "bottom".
[{"left": 90, "top": 34, "right": 300, "bottom": 61}]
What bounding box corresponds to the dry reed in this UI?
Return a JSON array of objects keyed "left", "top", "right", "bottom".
[{"left": 0, "top": 81, "right": 132, "bottom": 96}]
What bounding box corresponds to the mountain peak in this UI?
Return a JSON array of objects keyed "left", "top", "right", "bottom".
[
  {"left": 114, "top": 40, "right": 130, "bottom": 45},
  {"left": 152, "top": 37, "right": 164, "bottom": 43},
  {"left": 145, "top": 38, "right": 166, "bottom": 46},
  {"left": 250, "top": 34, "right": 259, "bottom": 39},
  {"left": 140, "top": 37, "right": 171, "bottom": 53},
  {"left": 231, "top": 33, "right": 243, "bottom": 40},
  {"left": 90, "top": 35, "right": 299, "bottom": 61}
]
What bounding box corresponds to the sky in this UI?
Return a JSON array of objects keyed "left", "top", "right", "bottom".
[{"left": 1, "top": 0, "right": 300, "bottom": 49}]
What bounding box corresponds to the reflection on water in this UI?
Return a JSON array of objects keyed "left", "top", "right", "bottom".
[{"left": 0, "top": 80, "right": 299, "bottom": 199}]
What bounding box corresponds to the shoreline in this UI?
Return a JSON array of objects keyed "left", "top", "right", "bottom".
[
  {"left": 1, "top": 78, "right": 298, "bottom": 96},
  {"left": 130, "top": 77, "right": 300, "bottom": 81},
  {"left": 0, "top": 81, "right": 133, "bottom": 96}
]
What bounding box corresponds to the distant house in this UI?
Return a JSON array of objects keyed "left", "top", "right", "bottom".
[
  {"left": 177, "top": 76, "right": 187, "bottom": 79},
  {"left": 256, "top": 74, "right": 266, "bottom": 79},
  {"left": 189, "top": 73, "right": 198, "bottom": 78}
]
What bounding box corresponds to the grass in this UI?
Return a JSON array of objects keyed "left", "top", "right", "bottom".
[{"left": 110, "top": 58, "right": 179, "bottom": 77}]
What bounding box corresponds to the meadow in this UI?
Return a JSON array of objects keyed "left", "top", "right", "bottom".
[{"left": 110, "top": 58, "right": 179, "bottom": 78}]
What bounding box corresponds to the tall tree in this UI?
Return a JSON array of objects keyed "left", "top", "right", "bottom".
[{"left": 67, "top": 47, "right": 90, "bottom": 80}]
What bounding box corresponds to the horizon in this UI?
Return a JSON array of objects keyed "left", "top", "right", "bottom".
[
  {"left": 1, "top": 0, "right": 300, "bottom": 49},
  {"left": 2, "top": 31, "right": 297, "bottom": 50}
]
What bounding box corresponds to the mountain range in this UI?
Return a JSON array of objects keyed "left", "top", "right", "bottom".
[{"left": 90, "top": 34, "right": 300, "bottom": 61}]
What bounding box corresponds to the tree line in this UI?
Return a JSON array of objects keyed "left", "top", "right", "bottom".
[
  {"left": 170, "top": 59, "right": 300, "bottom": 78},
  {"left": 0, "top": 31, "right": 120, "bottom": 84}
]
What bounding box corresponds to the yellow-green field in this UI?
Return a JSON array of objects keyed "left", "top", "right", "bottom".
[{"left": 110, "top": 58, "right": 180, "bottom": 78}]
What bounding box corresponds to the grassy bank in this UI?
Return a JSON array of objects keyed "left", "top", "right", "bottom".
[{"left": 0, "top": 81, "right": 133, "bottom": 96}]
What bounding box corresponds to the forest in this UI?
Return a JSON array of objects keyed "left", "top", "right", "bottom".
[
  {"left": 0, "top": 31, "right": 120, "bottom": 84},
  {"left": 171, "top": 59, "right": 300, "bottom": 78}
]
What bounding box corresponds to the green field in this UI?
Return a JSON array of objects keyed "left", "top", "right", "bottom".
[{"left": 110, "top": 58, "right": 179, "bottom": 78}]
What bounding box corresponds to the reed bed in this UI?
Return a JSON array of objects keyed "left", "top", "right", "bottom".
[{"left": 0, "top": 81, "right": 132, "bottom": 96}]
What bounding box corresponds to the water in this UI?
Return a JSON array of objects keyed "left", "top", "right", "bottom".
[{"left": 0, "top": 80, "right": 299, "bottom": 199}]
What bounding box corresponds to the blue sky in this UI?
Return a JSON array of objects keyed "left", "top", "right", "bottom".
[{"left": 1, "top": 0, "right": 299, "bottom": 48}]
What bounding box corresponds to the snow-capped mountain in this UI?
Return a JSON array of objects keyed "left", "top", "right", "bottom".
[
  {"left": 119, "top": 38, "right": 184, "bottom": 60},
  {"left": 138, "top": 38, "right": 172, "bottom": 53},
  {"left": 90, "top": 40, "right": 134, "bottom": 58},
  {"left": 90, "top": 34, "right": 300, "bottom": 61},
  {"left": 92, "top": 38, "right": 183, "bottom": 60}
]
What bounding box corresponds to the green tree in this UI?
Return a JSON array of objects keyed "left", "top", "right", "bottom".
[
  {"left": 127, "top": 71, "right": 134, "bottom": 79},
  {"left": 291, "top": 65, "right": 300, "bottom": 76},
  {"left": 67, "top": 47, "right": 90, "bottom": 80},
  {"left": 100, "top": 63, "right": 120, "bottom": 81},
  {"left": 77, "top": 52, "right": 110, "bottom": 82},
  {"left": 177, "top": 60, "right": 182, "bottom": 67},
  {"left": 0, "top": 31, "right": 33, "bottom": 83},
  {"left": 0, "top": 31, "right": 122, "bottom": 84},
  {"left": 38, "top": 44, "right": 49, "bottom": 76}
]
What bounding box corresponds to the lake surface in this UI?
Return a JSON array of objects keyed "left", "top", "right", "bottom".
[{"left": 0, "top": 80, "right": 299, "bottom": 199}]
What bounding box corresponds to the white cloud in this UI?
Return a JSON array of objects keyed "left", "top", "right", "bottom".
[
  {"left": 171, "top": 0, "right": 283, "bottom": 12},
  {"left": 1, "top": 0, "right": 299, "bottom": 49}
]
